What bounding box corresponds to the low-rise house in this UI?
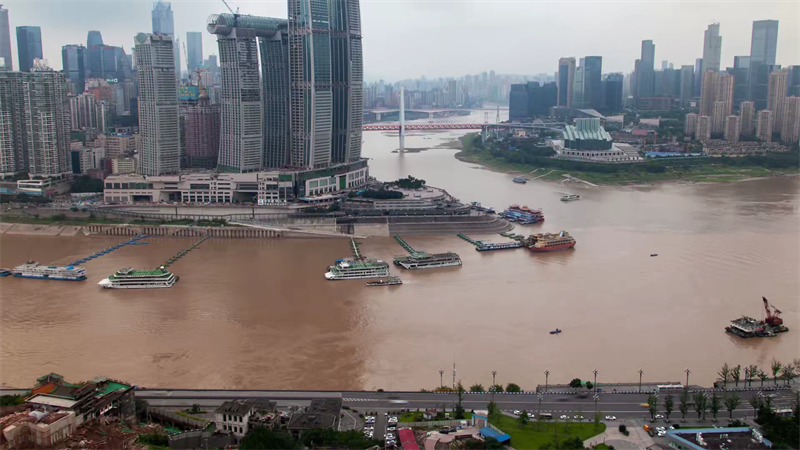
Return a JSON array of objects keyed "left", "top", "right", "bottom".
[
  {"left": 286, "top": 398, "right": 342, "bottom": 437},
  {"left": 214, "top": 399, "right": 278, "bottom": 441}
]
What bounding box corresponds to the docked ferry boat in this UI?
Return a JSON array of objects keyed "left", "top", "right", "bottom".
[
  {"left": 11, "top": 262, "right": 87, "bottom": 281},
  {"left": 98, "top": 266, "right": 177, "bottom": 289},
  {"left": 366, "top": 276, "right": 403, "bottom": 287},
  {"left": 393, "top": 251, "right": 462, "bottom": 270},
  {"left": 325, "top": 258, "right": 390, "bottom": 280},
  {"left": 525, "top": 231, "right": 576, "bottom": 253},
  {"left": 501, "top": 205, "right": 545, "bottom": 224}
]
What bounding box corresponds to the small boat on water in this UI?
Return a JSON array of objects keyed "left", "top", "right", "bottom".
[
  {"left": 650, "top": 253, "right": 658, "bottom": 257},
  {"left": 560, "top": 194, "right": 580, "bottom": 202},
  {"left": 550, "top": 329, "right": 562, "bottom": 334},
  {"left": 0, "top": 268, "right": 11, "bottom": 277},
  {"left": 366, "top": 276, "right": 403, "bottom": 287},
  {"left": 513, "top": 177, "right": 527, "bottom": 184}
]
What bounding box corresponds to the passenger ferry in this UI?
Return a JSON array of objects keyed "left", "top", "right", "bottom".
[
  {"left": 11, "top": 261, "right": 87, "bottom": 281},
  {"left": 501, "top": 205, "right": 545, "bottom": 224},
  {"left": 526, "top": 231, "right": 576, "bottom": 253},
  {"left": 560, "top": 194, "right": 580, "bottom": 202},
  {"left": 513, "top": 177, "right": 527, "bottom": 184},
  {"left": 98, "top": 266, "right": 178, "bottom": 289},
  {"left": 393, "top": 251, "right": 462, "bottom": 270},
  {"left": 325, "top": 258, "right": 390, "bottom": 280}
]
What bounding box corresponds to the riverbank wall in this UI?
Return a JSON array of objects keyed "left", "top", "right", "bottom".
[{"left": 0, "top": 223, "right": 282, "bottom": 238}]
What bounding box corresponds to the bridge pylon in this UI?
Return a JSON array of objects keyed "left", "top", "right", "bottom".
[{"left": 399, "top": 86, "right": 405, "bottom": 152}]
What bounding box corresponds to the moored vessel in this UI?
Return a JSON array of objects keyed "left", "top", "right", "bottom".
[
  {"left": 325, "top": 258, "right": 390, "bottom": 280},
  {"left": 98, "top": 266, "right": 178, "bottom": 289},
  {"left": 501, "top": 205, "right": 545, "bottom": 224},
  {"left": 725, "top": 297, "right": 789, "bottom": 338},
  {"left": 393, "top": 251, "right": 462, "bottom": 270},
  {"left": 0, "top": 268, "right": 11, "bottom": 277},
  {"left": 513, "top": 177, "right": 527, "bottom": 184},
  {"left": 524, "top": 231, "right": 576, "bottom": 252},
  {"left": 366, "top": 276, "right": 403, "bottom": 287},
  {"left": 11, "top": 261, "right": 87, "bottom": 281},
  {"left": 560, "top": 194, "right": 580, "bottom": 202}
]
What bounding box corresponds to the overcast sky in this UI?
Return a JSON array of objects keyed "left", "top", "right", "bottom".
[{"left": 4, "top": 0, "right": 799, "bottom": 82}]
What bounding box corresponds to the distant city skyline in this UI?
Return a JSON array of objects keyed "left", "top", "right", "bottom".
[{"left": 1, "top": 1, "right": 798, "bottom": 82}]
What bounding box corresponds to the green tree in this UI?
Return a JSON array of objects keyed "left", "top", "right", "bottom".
[
  {"left": 239, "top": 427, "right": 298, "bottom": 450},
  {"left": 693, "top": 392, "right": 707, "bottom": 420},
  {"left": 487, "top": 401, "right": 499, "bottom": 423},
  {"left": 585, "top": 381, "right": 594, "bottom": 391},
  {"left": 718, "top": 363, "right": 730, "bottom": 389},
  {"left": 771, "top": 359, "right": 783, "bottom": 386},
  {"left": 489, "top": 384, "right": 504, "bottom": 393},
  {"left": 781, "top": 364, "right": 796, "bottom": 386},
  {"left": 469, "top": 384, "right": 484, "bottom": 393},
  {"left": 748, "top": 394, "right": 764, "bottom": 419},
  {"left": 664, "top": 393, "right": 674, "bottom": 421},
  {"left": 569, "top": 378, "right": 582, "bottom": 388},
  {"left": 724, "top": 393, "right": 741, "bottom": 419},
  {"left": 70, "top": 175, "right": 104, "bottom": 193},
  {"left": 455, "top": 382, "right": 466, "bottom": 419},
  {"left": 679, "top": 389, "right": 690, "bottom": 421},
  {"left": 594, "top": 411, "right": 603, "bottom": 431},
  {"left": 709, "top": 393, "right": 722, "bottom": 421},
  {"left": 517, "top": 409, "right": 529, "bottom": 428},
  {"left": 746, "top": 365, "right": 759, "bottom": 387},
  {"left": 758, "top": 370, "right": 769, "bottom": 387},
  {"left": 732, "top": 365, "right": 741, "bottom": 387},
  {"left": 506, "top": 383, "right": 522, "bottom": 393},
  {"left": 0, "top": 395, "right": 24, "bottom": 406},
  {"left": 648, "top": 393, "right": 658, "bottom": 421}
]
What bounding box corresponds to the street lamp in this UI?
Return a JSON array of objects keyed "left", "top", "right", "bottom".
[
  {"left": 593, "top": 369, "right": 598, "bottom": 392},
  {"left": 593, "top": 393, "right": 600, "bottom": 414},
  {"left": 745, "top": 367, "right": 749, "bottom": 388},
  {"left": 492, "top": 370, "right": 497, "bottom": 390},
  {"left": 545, "top": 369, "right": 550, "bottom": 392},
  {"left": 638, "top": 368, "right": 644, "bottom": 393},
  {"left": 685, "top": 368, "right": 691, "bottom": 388},
  {"left": 439, "top": 368, "right": 444, "bottom": 388}
]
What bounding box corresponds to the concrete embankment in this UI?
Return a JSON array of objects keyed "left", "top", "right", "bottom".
[
  {"left": 387, "top": 214, "right": 513, "bottom": 236},
  {"left": 0, "top": 223, "right": 282, "bottom": 238}
]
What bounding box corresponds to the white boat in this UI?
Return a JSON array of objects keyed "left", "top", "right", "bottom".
[
  {"left": 98, "top": 266, "right": 177, "bottom": 289},
  {"left": 560, "top": 194, "right": 580, "bottom": 202},
  {"left": 12, "top": 261, "right": 87, "bottom": 281},
  {"left": 393, "top": 251, "right": 462, "bottom": 270},
  {"left": 325, "top": 258, "right": 390, "bottom": 280}
]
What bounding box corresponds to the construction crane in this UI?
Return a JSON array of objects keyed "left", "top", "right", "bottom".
[{"left": 762, "top": 297, "right": 783, "bottom": 326}]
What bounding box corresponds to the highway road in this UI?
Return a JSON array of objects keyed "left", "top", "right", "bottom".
[{"left": 135, "top": 387, "right": 797, "bottom": 421}]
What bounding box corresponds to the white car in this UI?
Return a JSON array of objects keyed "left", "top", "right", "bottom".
[
  {"left": 611, "top": 416, "right": 617, "bottom": 420},
  {"left": 513, "top": 410, "right": 521, "bottom": 415},
  {"left": 560, "top": 415, "right": 568, "bottom": 419},
  {"left": 655, "top": 414, "right": 664, "bottom": 419},
  {"left": 527, "top": 412, "right": 534, "bottom": 418}
]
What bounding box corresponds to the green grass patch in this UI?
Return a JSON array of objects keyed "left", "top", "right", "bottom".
[
  {"left": 594, "top": 444, "right": 612, "bottom": 450},
  {"left": 493, "top": 414, "right": 605, "bottom": 449},
  {"left": 175, "top": 410, "right": 209, "bottom": 423}
]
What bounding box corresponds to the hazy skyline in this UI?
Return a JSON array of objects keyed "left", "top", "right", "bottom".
[{"left": 3, "top": 0, "right": 799, "bottom": 82}]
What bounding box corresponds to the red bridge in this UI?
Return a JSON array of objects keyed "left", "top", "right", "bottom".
[{"left": 362, "top": 124, "right": 485, "bottom": 131}]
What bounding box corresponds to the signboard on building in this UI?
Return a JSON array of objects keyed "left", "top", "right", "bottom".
[{"left": 178, "top": 85, "right": 200, "bottom": 101}]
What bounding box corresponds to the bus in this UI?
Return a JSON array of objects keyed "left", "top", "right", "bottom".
[
  {"left": 539, "top": 413, "right": 553, "bottom": 420},
  {"left": 657, "top": 384, "right": 684, "bottom": 391},
  {"left": 774, "top": 409, "right": 793, "bottom": 417}
]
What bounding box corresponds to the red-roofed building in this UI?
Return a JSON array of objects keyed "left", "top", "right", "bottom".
[{"left": 398, "top": 428, "right": 419, "bottom": 450}]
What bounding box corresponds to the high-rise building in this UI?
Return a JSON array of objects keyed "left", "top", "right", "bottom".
[
  {"left": 105, "top": 133, "right": 137, "bottom": 159},
  {"left": 330, "top": 0, "right": 363, "bottom": 165},
  {"left": 729, "top": 56, "right": 750, "bottom": 107},
  {"left": 684, "top": 112, "right": 698, "bottom": 136},
  {"left": 693, "top": 58, "right": 703, "bottom": 97},
  {"left": 0, "top": 5, "right": 11, "bottom": 69},
  {"left": 527, "top": 81, "right": 557, "bottom": 116},
  {"left": 0, "top": 71, "right": 25, "bottom": 175},
  {"left": 557, "top": 57, "right": 575, "bottom": 107},
  {"left": 583, "top": 56, "right": 603, "bottom": 110},
  {"left": 702, "top": 23, "right": 722, "bottom": 74},
  {"left": 635, "top": 40, "right": 655, "bottom": 99},
  {"left": 289, "top": 0, "right": 333, "bottom": 168},
  {"left": 699, "top": 71, "right": 717, "bottom": 116},
  {"left": 572, "top": 65, "right": 586, "bottom": 108},
  {"left": 780, "top": 96, "right": 800, "bottom": 144},
  {"left": 258, "top": 28, "right": 289, "bottom": 169},
  {"left": 22, "top": 66, "right": 71, "bottom": 176},
  {"left": 602, "top": 73, "right": 623, "bottom": 112},
  {"left": 679, "top": 66, "right": 694, "bottom": 106},
  {"left": 712, "top": 101, "right": 726, "bottom": 134},
  {"left": 788, "top": 66, "right": 800, "bottom": 96},
  {"left": 186, "top": 31, "right": 203, "bottom": 71},
  {"left": 716, "top": 73, "right": 734, "bottom": 116},
  {"left": 185, "top": 88, "right": 220, "bottom": 169},
  {"left": 661, "top": 60, "right": 668, "bottom": 71},
  {"left": 696, "top": 115, "right": 711, "bottom": 141},
  {"left": 756, "top": 109, "right": 773, "bottom": 141},
  {"left": 509, "top": 84, "right": 528, "bottom": 120},
  {"left": 700, "top": 71, "right": 733, "bottom": 119},
  {"left": 61, "top": 45, "right": 86, "bottom": 94},
  {"left": 68, "top": 93, "right": 100, "bottom": 129},
  {"left": 767, "top": 69, "right": 788, "bottom": 132},
  {"left": 16, "top": 26, "right": 43, "bottom": 72},
  {"left": 748, "top": 20, "right": 779, "bottom": 109},
  {"left": 740, "top": 101, "right": 755, "bottom": 136},
  {"left": 723, "top": 115, "right": 740, "bottom": 142},
  {"left": 134, "top": 32, "right": 180, "bottom": 175},
  {"left": 152, "top": 1, "right": 181, "bottom": 79},
  {"left": 87, "top": 30, "right": 103, "bottom": 48}
]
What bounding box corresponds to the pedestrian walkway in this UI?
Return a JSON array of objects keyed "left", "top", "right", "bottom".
[{"left": 583, "top": 419, "right": 653, "bottom": 450}]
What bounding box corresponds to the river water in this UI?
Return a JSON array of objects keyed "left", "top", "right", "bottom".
[{"left": 1, "top": 109, "right": 798, "bottom": 391}]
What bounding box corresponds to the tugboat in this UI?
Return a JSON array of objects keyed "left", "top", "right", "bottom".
[
  {"left": 366, "top": 276, "right": 403, "bottom": 287},
  {"left": 725, "top": 297, "right": 789, "bottom": 338},
  {"left": 550, "top": 329, "right": 562, "bottom": 335}
]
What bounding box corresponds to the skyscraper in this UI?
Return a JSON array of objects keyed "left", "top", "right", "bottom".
[
  {"left": 61, "top": 45, "right": 86, "bottom": 94},
  {"left": 87, "top": 30, "right": 103, "bottom": 48},
  {"left": 679, "top": 65, "right": 694, "bottom": 106},
  {"left": 756, "top": 110, "right": 773, "bottom": 141},
  {"left": 699, "top": 71, "right": 717, "bottom": 116},
  {"left": 208, "top": 14, "right": 286, "bottom": 172},
  {"left": 767, "top": 69, "right": 788, "bottom": 132},
  {"left": 740, "top": 101, "right": 755, "bottom": 136},
  {"left": 781, "top": 97, "right": 800, "bottom": 144},
  {"left": 134, "top": 32, "right": 180, "bottom": 175},
  {"left": 557, "top": 57, "right": 575, "bottom": 107},
  {"left": 152, "top": 1, "right": 181, "bottom": 79},
  {"left": 289, "top": 0, "right": 333, "bottom": 168},
  {"left": 716, "top": 72, "right": 734, "bottom": 116},
  {"left": 583, "top": 56, "right": 603, "bottom": 110},
  {"left": 729, "top": 56, "right": 750, "bottom": 107},
  {"left": 16, "top": 26, "right": 42, "bottom": 72},
  {"left": 186, "top": 31, "right": 203, "bottom": 71},
  {"left": 330, "top": 0, "right": 363, "bottom": 164},
  {"left": 0, "top": 71, "right": 25, "bottom": 174},
  {"left": 23, "top": 66, "right": 71, "bottom": 176},
  {"left": 693, "top": 58, "right": 703, "bottom": 97},
  {"left": 712, "top": 101, "right": 726, "bottom": 134},
  {"left": 509, "top": 84, "right": 528, "bottom": 120},
  {"left": 0, "top": 5, "right": 11, "bottom": 69},
  {"left": 572, "top": 65, "right": 586, "bottom": 108},
  {"left": 702, "top": 23, "right": 722, "bottom": 73},
  {"left": 185, "top": 88, "right": 220, "bottom": 169},
  {"left": 696, "top": 115, "right": 711, "bottom": 141},
  {"left": 602, "top": 73, "right": 623, "bottom": 112},
  {"left": 635, "top": 40, "right": 655, "bottom": 100},
  {"left": 723, "top": 115, "right": 740, "bottom": 142},
  {"left": 748, "top": 20, "right": 779, "bottom": 109}
]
